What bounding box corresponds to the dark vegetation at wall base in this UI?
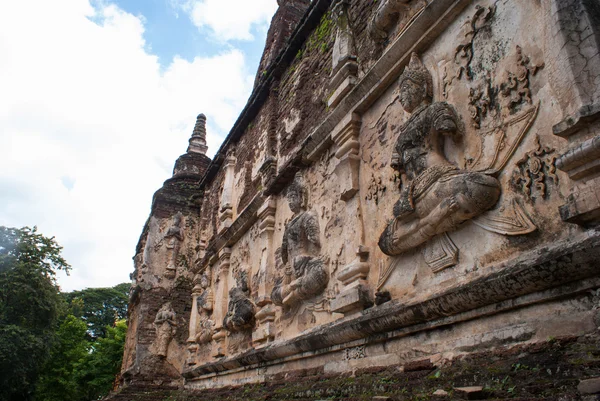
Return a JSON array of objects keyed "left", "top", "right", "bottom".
[
  {"left": 36, "top": 319, "right": 127, "bottom": 401},
  {"left": 0, "top": 225, "right": 129, "bottom": 401},
  {"left": 105, "top": 334, "right": 600, "bottom": 401},
  {"left": 35, "top": 287, "right": 129, "bottom": 401},
  {"left": 0, "top": 226, "right": 70, "bottom": 401}
]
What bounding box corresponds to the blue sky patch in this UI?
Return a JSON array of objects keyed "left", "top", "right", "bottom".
[{"left": 103, "top": 0, "right": 269, "bottom": 72}]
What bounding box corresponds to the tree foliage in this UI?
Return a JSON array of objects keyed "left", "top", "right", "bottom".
[
  {"left": 34, "top": 315, "right": 90, "bottom": 401},
  {"left": 0, "top": 226, "right": 70, "bottom": 401},
  {"left": 77, "top": 320, "right": 128, "bottom": 400},
  {"left": 0, "top": 226, "right": 129, "bottom": 401},
  {"left": 35, "top": 317, "right": 127, "bottom": 401},
  {"left": 64, "top": 283, "right": 129, "bottom": 339},
  {"left": 35, "top": 282, "right": 129, "bottom": 401}
]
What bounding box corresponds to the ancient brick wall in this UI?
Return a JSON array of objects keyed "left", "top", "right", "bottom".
[
  {"left": 276, "top": 12, "right": 334, "bottom": 163},
  {"left": 119, "top": 0, "right": 600, "bottom": 395}
]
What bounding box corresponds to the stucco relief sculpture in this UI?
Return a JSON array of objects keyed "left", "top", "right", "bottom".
[
  {"left": 194, "top": 273, "right": 214, "bottom": 344},
  {"left": 272, "top": 174, "right": 329, "bottom": 308},
  {"left": 224, "top": 272, "right": 255, "bottom": 332},
  {"left": 369, "top": 0, "right": 411, "bottom": 42},
  {"left": 164, "top": 212, "right": 184, "bottom": 278},
  {"left": 378, "top": 53, "right": 501, "bottom": 257},
  {"left": 154, "top": 303, "right": 177, "bottom": 357},
  {"left": 512, "top": 136, "right": 558, "bottom": 202}
]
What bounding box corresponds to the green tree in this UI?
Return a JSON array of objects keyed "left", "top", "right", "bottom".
[
  {"left": 77, "top": 320, "right": 127, "bottom": 400},
  {"left": 34, "top": 315, "right": 90, "bottom": 401},
  {"left": 0, "top": 226, "right": 70, "bottom": 401},
  {"left": 64, "top": 283, "right": 129, "bottom": 339}
]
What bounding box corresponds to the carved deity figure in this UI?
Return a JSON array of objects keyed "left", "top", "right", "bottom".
[
  {"left": 154, "top": 302, "right": 177, "bottom": 357},
  {"left": 272, "top": 174, "right": 328, "bottom": 307},
  {"left": 378, "top": 53, "right": 501, "bottom": 256},
  {"left": 194, "top": 273, "right": 214, "bottom": 344},
  {"left": 164, "top": 212, "right": 184, "bottom": 277},
  {"left": 223, "top": 272, "right": 255, "bottom": 332}
]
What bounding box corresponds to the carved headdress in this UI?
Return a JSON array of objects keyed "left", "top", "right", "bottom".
[
  {"left": 287, "top": 172, "right": 308, "bottom": 210},
  {"left": 398, "top": 53, "right": 433, "bottom": 101}
]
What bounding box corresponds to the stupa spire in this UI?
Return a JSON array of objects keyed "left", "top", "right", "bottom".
[{"left": 187, "top": 113, "right": 208, "bottom": 155}]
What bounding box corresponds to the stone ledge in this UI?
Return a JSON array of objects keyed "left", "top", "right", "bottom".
[
  {"left": 183, "top": 229, "right": 600, "bottom": 379},
  {"left": 559, "top": 177, "right": 600, "bottom": 225},
  {"left": 578, "top": 377, "right": 600, "bottom": 395},
  {"left": 553, "top": 103, "right": 600, "bottom": 138},
  {"left": 112, "top": 333, "right": 600, "bottom": 399}
]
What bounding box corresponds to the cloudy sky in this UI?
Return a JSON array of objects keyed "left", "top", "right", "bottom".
[{"left": 0, "top": 0, "right": 278, "bottom": 291}]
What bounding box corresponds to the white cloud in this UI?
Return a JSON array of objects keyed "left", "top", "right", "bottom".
[
  {"left": 0, "top": 0, "right": 258, "bottom": 291},
  {"left": 174, "top": 0, "right": 278, "bottom": 41}
]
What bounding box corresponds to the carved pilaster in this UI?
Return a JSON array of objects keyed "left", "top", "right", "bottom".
[
  {"left": 253, "top": 198, "right": 277, "bottom": 346},
  {"left": 253, "top": 304, "right": 276, "bottom": 346},
  {"left": 328, "top": 0, "right": 358, "bottom": 108},
  {"left": 548, "top": 0, "right": 600, "bottom": 224},
  {"left": 211, "top": 248, "right": 231, "bottom": 358},
  {"left": 185, "top": 280, "right": 202, "bottom": 366},
  {"left": 219, "top": 155, "right": 236, "bottom": 233},
  {"left": 187, "top": 282, "right": 202, "bottom": 343},
  {"left": 330, "top": 246, "right": 372, "bottom": 315},
  {"left": 197, "top": 237, "right": 207, "bottom": 262},
  {"left": 332, "top": 113, "right": 362, "bottom": 201},
  {"left": 259, "top": 156, "right": 277, "bottom": 190}
]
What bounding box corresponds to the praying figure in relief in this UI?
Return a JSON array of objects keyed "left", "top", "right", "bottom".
[
  {"left": 153, "top": 302, "right": 177, "bottom": 357},
  {"left": 194, "top": 273, "right": 214, "bottom": 344},
  {"left": 164, "top": 212, "right": 184, "bottom": 278},
  {"left": 272, "top": 173, "right": 328, "bottom": 308},
  {"left": 378, "top": 53, "right": 501, "bottom": 256}
]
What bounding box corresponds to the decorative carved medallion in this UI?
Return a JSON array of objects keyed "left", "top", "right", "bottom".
[
  {"left": 344, "top": 345, "right": 366, "bottom": 360},
  {"left": 468, "top": 79, "right": 492, "bottom": 129},
  {"left": 365, "top": 173, "right": 386, "bottom": 204},
  {"left": 499, "top": 46, "right": 544, "bottom": 117},
  {"left": 512, "top": 136, "right": 558, "bottom": 201},
  {"left": 185, "top": 217, "right": 196, "bottom": 239}
]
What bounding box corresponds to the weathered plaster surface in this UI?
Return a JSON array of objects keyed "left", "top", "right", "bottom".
[{"left": 119, "top": 0, "right": 600, "bottom": 392}]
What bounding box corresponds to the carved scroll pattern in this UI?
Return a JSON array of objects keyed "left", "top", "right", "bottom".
[
  {"left": 512, "top": 136, "right": 558, "bottom": 202},
  {"left": 344, "top": 345, "right": 366, "bottom": 360}
]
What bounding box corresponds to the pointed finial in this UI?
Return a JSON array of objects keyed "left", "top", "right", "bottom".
[
  {"left": 187, "top": 113, "right": 208, "bottom": 155},
  {"left": 398, "top": 52, "right": 433, "bottom": 101}
]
